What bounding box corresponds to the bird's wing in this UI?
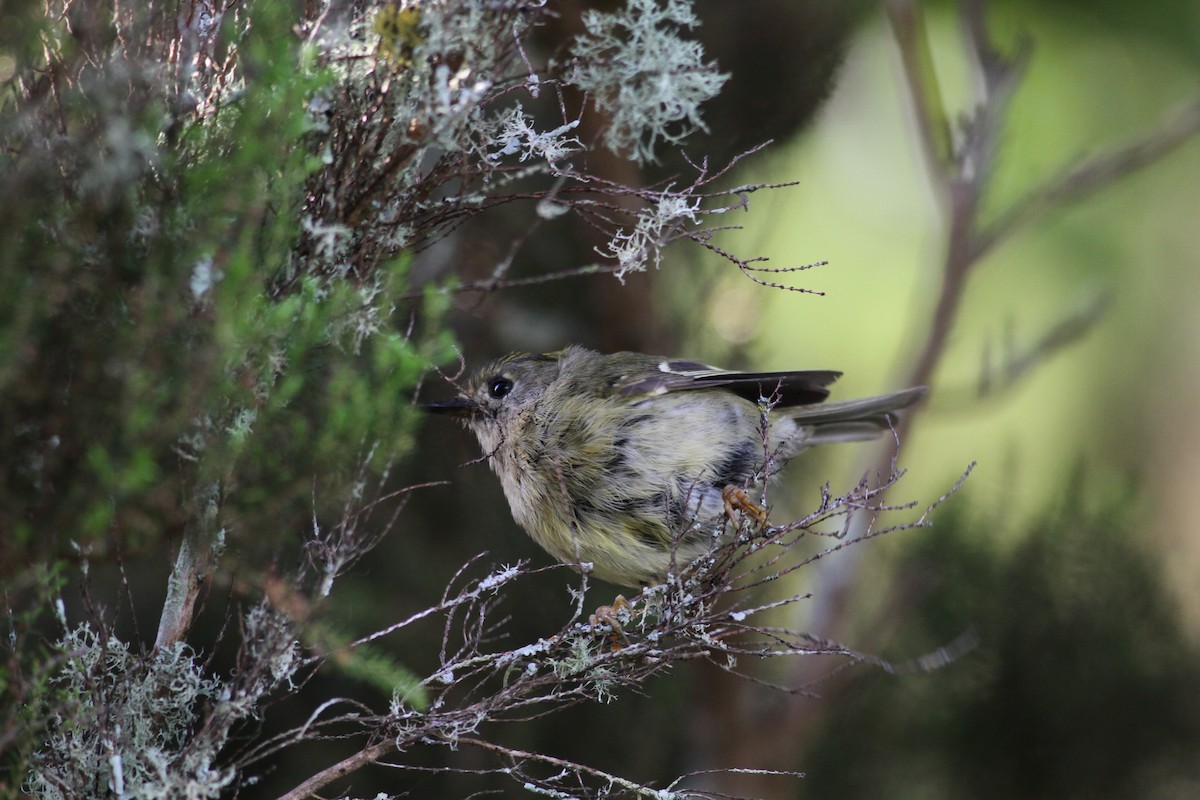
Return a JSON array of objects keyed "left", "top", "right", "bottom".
[{"left": 611, "top": 356, "right": 841, "bottom": 408}]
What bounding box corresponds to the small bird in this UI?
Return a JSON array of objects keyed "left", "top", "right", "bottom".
[{"left": 426, "top": 346, "right": 924, "bottom": 588}]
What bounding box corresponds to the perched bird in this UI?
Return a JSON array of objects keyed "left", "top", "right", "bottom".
[{"left": 426, "top": 346, "right": 924, "bottom": 588}]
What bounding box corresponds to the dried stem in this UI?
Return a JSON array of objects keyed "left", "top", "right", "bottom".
[
  {"left": 275, "top": 737, "right": 396, "bottom": 800},
  {"left": 154, "top": 482, "right": 221, "bottom": 651}
]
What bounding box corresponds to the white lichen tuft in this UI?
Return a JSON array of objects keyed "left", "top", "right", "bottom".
[
  {"left": 571, "top": 0, "right": 728, "bottom": 163},
  {"left": 488, "top": 105, "right": 582, "bottom": 169},
  {"left": 601, "top": 190, "right": 702, "bottom": 281},
  {"left": 26, "top": 609, "right": 299, "bottom": 799},
  {"left": 25, "top": 627, "right": 230, "bottom": 799}
]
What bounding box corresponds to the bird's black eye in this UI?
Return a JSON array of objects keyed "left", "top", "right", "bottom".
[{"left": 488, "top": 376, "right": 514, "bottom": 399}]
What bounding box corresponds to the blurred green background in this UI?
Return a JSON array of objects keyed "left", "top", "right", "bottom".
[{"left": 721, "top": 0, "right": 1200, "bottom": 541}]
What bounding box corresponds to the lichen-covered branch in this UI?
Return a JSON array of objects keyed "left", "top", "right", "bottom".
[{"left": 155, "top": 482, "right": 222, "bottom": 651}]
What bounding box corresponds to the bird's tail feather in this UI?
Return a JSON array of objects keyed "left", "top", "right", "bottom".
[{"left": 787, "top": 386, "right": 926, "bottom": 444}]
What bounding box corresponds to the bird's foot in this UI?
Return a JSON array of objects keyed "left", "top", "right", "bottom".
[
  {"left": 722, "top": 485, "right": 769, "bottom": 528},
  {"left": 589, "top": 594, "right": 631, "bottom": 650}
]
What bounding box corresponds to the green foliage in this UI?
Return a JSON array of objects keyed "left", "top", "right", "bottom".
[
  {"left": 318, "top": 628, "right": 429, "bottom": 711},
  {"left": 1, "top": 1, "right": 453, "bottom": 786},
  {"left": 803, "top": 477, "right": 1200, "bottom": 799},
  {"left": 0, "top": 0, "right": 448, "bottom": 577},
  {"left": 0, "top": 566, "right": 67, "bottom": 791}
]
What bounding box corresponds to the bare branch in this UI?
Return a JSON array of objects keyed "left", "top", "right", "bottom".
[
  {"left": 275, "top": 737, "right": 396, "bottom": 800},
  {"left": 248, "top": 427, "right": 967, "bottom": 797}
]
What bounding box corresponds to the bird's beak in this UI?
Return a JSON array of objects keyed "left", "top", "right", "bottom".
[{"left": 421, "top": 397, "right": 479, "bottom": 418}]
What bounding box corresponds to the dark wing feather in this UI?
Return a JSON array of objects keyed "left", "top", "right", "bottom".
[
  {"left": 617, "top": 361, "right": 841, "bottom": 408},
  {"left": 683, "top": 370, "right": 841, "bottom": 406}
]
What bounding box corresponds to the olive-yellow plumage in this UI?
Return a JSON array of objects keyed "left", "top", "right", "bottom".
[{"left": 426, "top": 346, "right": 924, "bottom": 588}]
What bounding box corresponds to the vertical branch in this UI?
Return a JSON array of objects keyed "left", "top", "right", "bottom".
[
  {"left": 154, "top": 482, "right": 222, "bottom": 650},
  {"left": 886, "top": 0, "right": 1020, "bottom": 436},
  {"left": 884, "top": 0, "right": 954, "bottom": 171},
  {"left": 801, "top": 0, "right": 1005, "bottom": 644}
]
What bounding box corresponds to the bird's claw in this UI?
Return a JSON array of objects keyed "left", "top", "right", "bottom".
[
  {"left": 722, "top": 485, "right": 769, "bottom": 528},
  {"left": 589, "top": 594, "right": 631, "bottom": 650}
]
